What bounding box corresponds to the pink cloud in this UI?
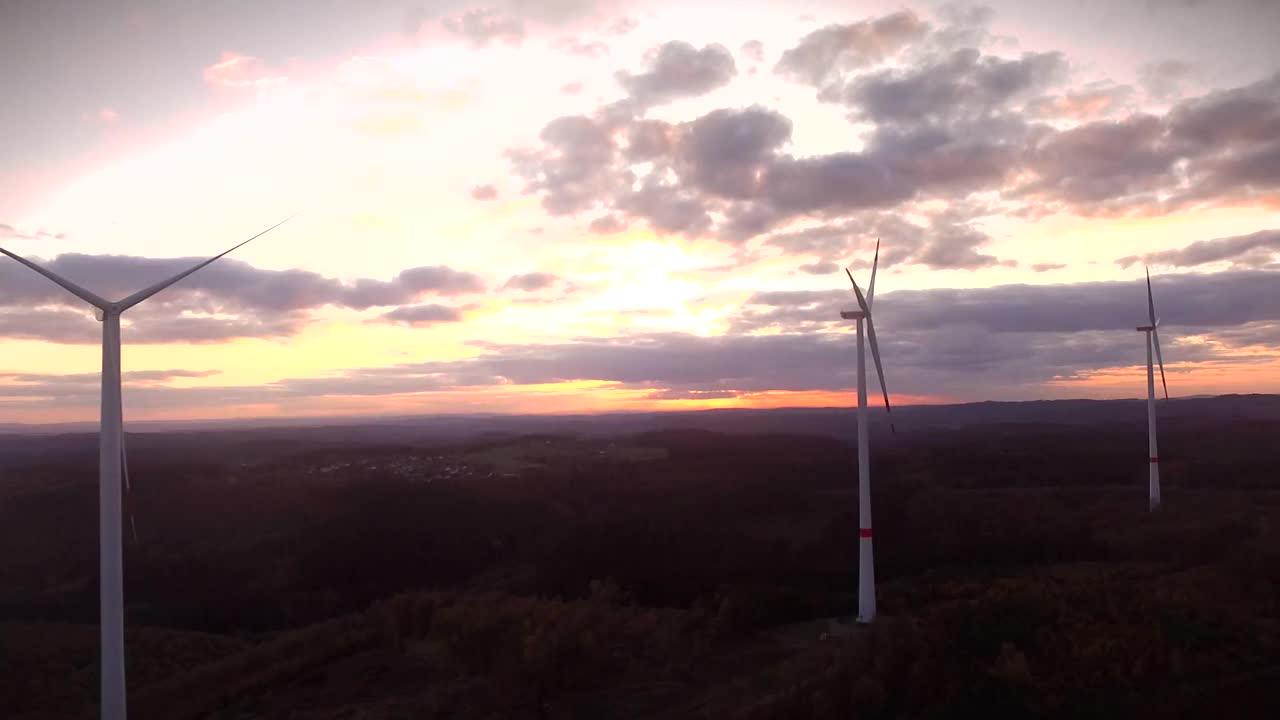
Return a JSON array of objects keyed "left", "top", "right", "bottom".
[{"left": 202, "top": 52, "right": 289, "bottom": 91}]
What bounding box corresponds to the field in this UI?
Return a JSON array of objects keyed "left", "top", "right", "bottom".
[{"left": 2, "top": 397, "right": 1280, "bottom": 718}]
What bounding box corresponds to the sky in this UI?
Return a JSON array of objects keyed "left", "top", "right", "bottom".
[{"left": 1, "top": 0, "right": 1279, "bottom": 424}]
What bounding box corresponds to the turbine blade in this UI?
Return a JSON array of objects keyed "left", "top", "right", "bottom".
[
  {"left": 0, "top": 248, "right": 111, "bottom": 310},
  {"left": 121, "top": 429, "right": 129, "bottom": 491},
  {"left": 1152, "top": 326, "right": 1169, "bottom": 400},
  {"left": 117, "top": 213, "right": 298, "bottom": 310},
  {"left": 851, "top": 279, "right": 895, "bottom": 433},
  {"left": 121, "top": 401, "right": 137, "bottom": 543},
  {"left": 850, "top": 276, "right": 870, "bottom": 315},
  {"left": 1145, "top": 266, "right": 1157, "bottom": 327},
  {"left": 845, "top": 267, "right": 856, "bottom": 289},
  {"left": 867, "top": 238, "right": 880, "bottom": 308}
]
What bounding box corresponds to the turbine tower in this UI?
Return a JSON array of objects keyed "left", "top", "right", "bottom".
[
  {"left": 1137, "top": 267, "right": 1168, "bottom": 512},
  {"left": 0, "top": 215, "right": 293, "bottom": 720},
  {"left": 840, "top": 240, "right": 893, "bottom": 624}
]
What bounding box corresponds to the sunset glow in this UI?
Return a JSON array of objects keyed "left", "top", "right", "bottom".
[{"left": 2, "top": 0, "right": 1278, "bottom": 424}]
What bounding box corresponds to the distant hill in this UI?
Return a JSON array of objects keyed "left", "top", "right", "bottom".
[{"left": 2, "top": 394, "right": 1278, "bottom": 470}]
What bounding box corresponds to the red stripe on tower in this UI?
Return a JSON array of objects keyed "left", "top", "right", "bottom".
[
  {"left": 859, "top": 528, "right": 873, "bottom": 538},
  {"left": 1150, "top": 457, "right": 1160, "bottom": 463}
]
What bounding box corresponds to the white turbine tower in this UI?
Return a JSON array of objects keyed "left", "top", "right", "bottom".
[
  {"left": 0, "top": 215, "right": 293, "bottom": 720},
  {"left": 840, "top": 240, "right": 893, "bottom": 624},
  {"left": 1138, "top": 266, "right": 1168, "bottom": 512}
]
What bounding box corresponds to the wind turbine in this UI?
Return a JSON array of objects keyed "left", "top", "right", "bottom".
[
  {"left": 0, "top": 215, "right": 294, "bottom": 720},
  {"left": 840, "top": 240, "right": 893, "bottom": 624},
  {"left": 1137, "top": 266, "right": 1168, "bottom": 512}
]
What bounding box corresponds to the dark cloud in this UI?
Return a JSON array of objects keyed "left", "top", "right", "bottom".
[
  {"left": 762, "top": 203, "right": 1009, "bottom": 271},
  {"left": 1016, "top": 113, "right": 1177, "bottom": 211},
  {"left": 832, "top": 48, "right": 1066, "bottom": 125},
  {"left": 396, "top": 266, "right": 486, "bottom": 296},
  {"left": 0, "top": 253, "right": 484, "bottom": 343},
  {"left": 10, "top": 270, "right": 1280, "bottom": 409},
  {"left": 503, "top": 272, "right": 559, "bottom": 291},
  {"left": 588, "top": 214, "right": 625, "bottom": 233},
  {"left": 0, "top": 254, "right": 484, "bottom": 312},
  {"left": 0, "top": 305, "right": 308, "bottom": 345},
  {"left": 505, "top": 98, "right": 1019, "bottom": 248},
  {"left": 1017, "top": 72, "right": 1280, "bottom": 214},
  {"left": 441, "top": 8, "right": 525, "bottom": 48},
  {"left": 1117, "top": 228, "right": 1280, "bottom": 269},
  {"left": 615, "top": 41, "right": 737, "bottom": 108},
  {"left": 505, "top": 113, "right": 618, "bottom": 216},
  {"left": 507, "top": 26, "right": 1277, "bottom": 243},
  {"left": 376, "top": 304, "right": 465, "bottom": 327},
  {"left": 555, "top": 36, "right": 610, "bottom": 58},
  {"left": 739, "top": 269, "right": 1280, "bottom": 336},
  {"left": 470, "top": 184, "right": 498, "bottom": 200},
  {"left": 613, "top": 182, "right": 713, "bottom": 237},
  {"left": 1031, "top": 263, "right": 1067, "bottom": 272},
  {"left": 328, "top": 268, "right": 1280, "bottom": 398},
  {"left": 773, "top": 10, "right": 928, "bottom": 88}
]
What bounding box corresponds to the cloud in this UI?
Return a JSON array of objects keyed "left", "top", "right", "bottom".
[
  {"left": 1031, "top": 263, "right": 1067, "bottom": 272},
  {"left": 1117, "top": 228, "right": 1280, "bottom": 268},
  {"left": 0, "top": 306, "right": 308, "bottom": 345},
  {"left": 1138, "top": 60, "right": 1193, "bottom": 101},
  {"left": 1017, "top": 113, "right": 1178, "bottom": 211},
  {"left": 831, "top": 48, "right": 1067, "bottom": 126},
  {"left": 504, "top": 20, "right": 1277, "bottom": 246},
  {"left": 1017, "top": 72, "right": 1280, "bottom": 214},
  {"left": 740, "top": 40, "right": 764, "bottom": 63},
  {"left": 503, "top": 271, "right": 559, "bottom": 291},
  {"left": 0, "top": 253, "right": 485, "bottom": 344},
  {"left": 376, "top": 304, "right": 465, "bottom": 327},
  {"left": 615, "top": 41, "right": 737, "bottom": 108},
  {"left": 1026, "top": 83, "right": 1135, "bottom": 120},
  {"left": 798, "top": 260, "right": 839, "bottom": 275},
  {"left": 202, "top": 52, "right": 287, "bottom": 91},
  {"left": 0, "top": 369, "right": 223, "bottom": 400},
  {"left": 588, "top": 214, "right": 625, "bottom": 233},
  {"left": 10, "top": 269, "right": 1280, "bottom": 409},
  {"left": 555, "top": 36, "right": 610, "bottom": 58},
  {"left": 316, "top": 268, "right": 1280, "bottom": 398},
  {"left": 773, "top": 10, "right": 928, "bottom": 88},
  {"left": 1, "top": 223, "right": 65, "bottom": 241},
  {"left": 470, "top": 184, "right": 499, "bottom": 200},
  {"left": 441, "top": 8, "right": 526, "bottom": 48},
  {"left": 606, "top": 16, "right": 639, "bottom": 35},
  {"left": 737, "top": 269, "right": 1280, "bottom": 336},
  {"left": 506, "top": 97, "right": 1019, "bottom": 245}
]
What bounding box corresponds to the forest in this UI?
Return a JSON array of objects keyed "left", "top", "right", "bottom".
[{"left": 2, "top": 397, "right": 1279, "bottom": 718}]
